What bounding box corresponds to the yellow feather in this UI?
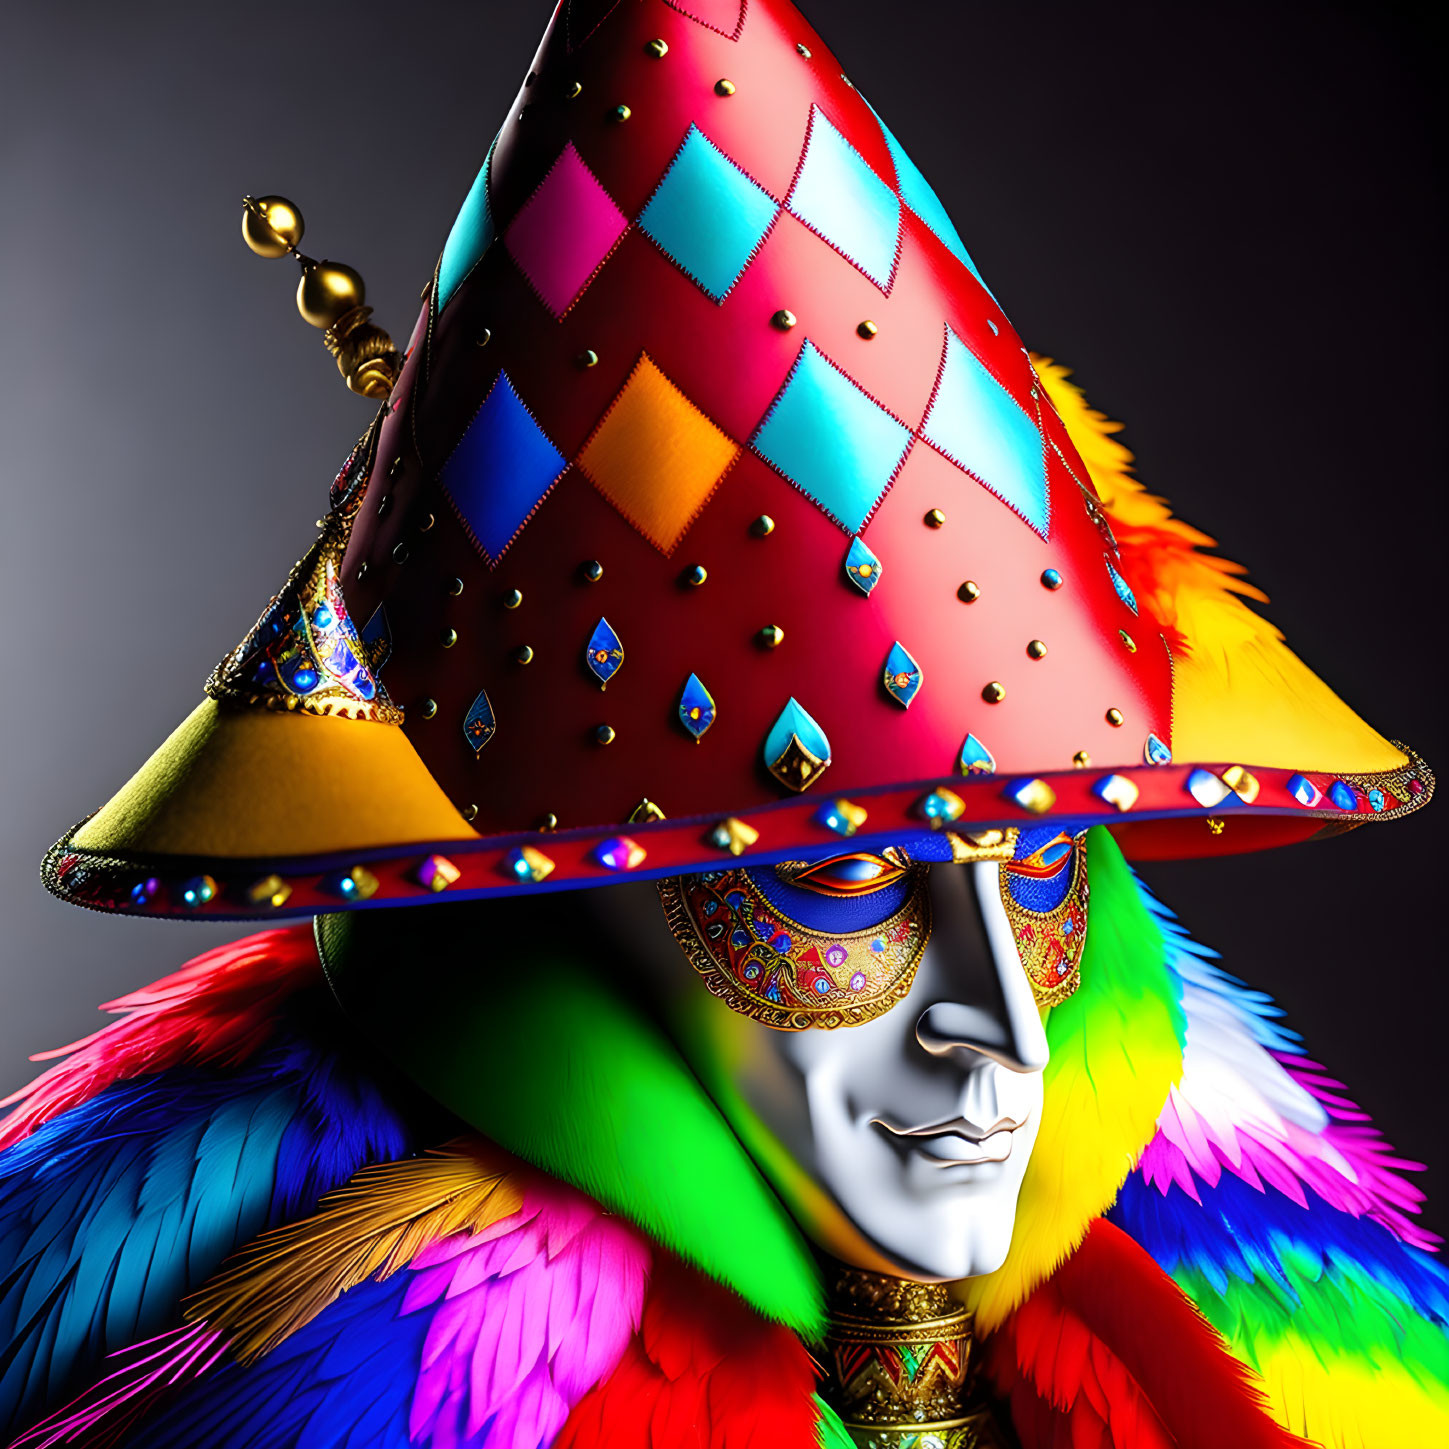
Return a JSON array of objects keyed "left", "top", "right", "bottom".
[
  {"left": 1033, "top": 356, "right": 1406, "bottom": 775},
  {"left": 185, "top": 1139, "right": 522, "bottom": 1362}
]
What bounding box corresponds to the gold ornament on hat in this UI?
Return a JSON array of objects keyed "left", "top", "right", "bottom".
[{"left": 241, "top": 195, "right": 401, "bottom": 399}]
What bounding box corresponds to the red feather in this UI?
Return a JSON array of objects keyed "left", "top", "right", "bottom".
[
  {"left": 985, "top": 1220, "right": 1311, "bottom": 1449},
  {"left": 0, "top": 926, "right": 317, "bottom": 1150},
  {"left": 555, "top": 1254, "right": 819, "bottom": 1448}
]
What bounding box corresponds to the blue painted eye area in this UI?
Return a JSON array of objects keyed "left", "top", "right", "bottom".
[
  {"left": 1004, "top": 827, "right": 1078, "bottom": 912},
  {"left": 786, "top": 852, "right": 908, "bottom": 897},
  {"left": 745, "top": 851, "right": 918, "bottom": 933}
]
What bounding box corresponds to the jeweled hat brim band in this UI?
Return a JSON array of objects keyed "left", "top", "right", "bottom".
[{"left": 42, "top": 750, "right": 1433, "bottom": 922}]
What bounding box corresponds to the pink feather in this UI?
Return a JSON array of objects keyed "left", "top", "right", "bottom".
[{"left": 0, "top": 927, "right": 318, "bottom": 1152}]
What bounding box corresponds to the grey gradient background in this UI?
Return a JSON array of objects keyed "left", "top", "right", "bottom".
[{"left": 2, "top": 2, "right": 1444, "bottom": 1228}]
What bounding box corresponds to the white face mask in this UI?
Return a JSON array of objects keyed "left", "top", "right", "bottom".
[{"left": 589, "top": 859, "right": 1049, "bottom": 1282}]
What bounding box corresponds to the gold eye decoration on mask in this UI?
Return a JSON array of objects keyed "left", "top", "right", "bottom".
[
  {"left": 775, "top": 850, "right": 909, "bottom": 898},
  {"left": 998, "top": 830, "right": 1089, "bottom": 1008},
  {"left": 658, "top": 860, "right": 931, "bottom": 1031}
]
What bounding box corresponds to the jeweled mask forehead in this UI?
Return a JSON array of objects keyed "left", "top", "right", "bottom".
[{"left": 659, "top": 827, "right": 1090, "bottom": 1029}]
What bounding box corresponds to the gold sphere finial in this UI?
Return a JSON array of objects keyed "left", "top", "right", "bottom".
[
  {"left": 242, "top": 195, "right": 305, "bottom": 258},
  {"left": 241, "top": 194, "right": 399, "bottom": 400},
  {"left": 296, "top": 261, "right": 366, "bottom": 329}
]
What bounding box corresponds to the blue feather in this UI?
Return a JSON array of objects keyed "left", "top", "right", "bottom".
[
  {"left": 128, "top": 1274, "right": 427, "bottom": 1449},
  {"left": 1110, "top": 1170, "right": 1449, "bottom": 1322},
  {"left": 0, "top": 1034, "right": 411, "bottom": 1437}
]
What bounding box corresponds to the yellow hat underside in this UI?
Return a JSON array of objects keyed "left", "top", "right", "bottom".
[{"left": 72, "top": 698, "right": 475, "bottom": 860}]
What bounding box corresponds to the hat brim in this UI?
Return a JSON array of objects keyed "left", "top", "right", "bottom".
[{"left": 44, "top": 688, "right": 1431, "bottom": 920}]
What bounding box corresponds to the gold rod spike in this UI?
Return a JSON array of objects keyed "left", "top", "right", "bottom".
[{"left": 240, "top": 194, "right": 401, "bottom": 400}]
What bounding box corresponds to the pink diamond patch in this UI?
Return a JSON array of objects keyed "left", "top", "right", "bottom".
[{"left": 504, "top": 143, "right": 629, "bottom": 317}]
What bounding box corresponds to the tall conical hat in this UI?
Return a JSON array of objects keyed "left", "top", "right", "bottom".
[{"left": 45, "top": 0, "right": 1431, "bottom": 921}]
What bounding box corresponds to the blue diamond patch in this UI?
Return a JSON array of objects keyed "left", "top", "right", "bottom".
[
  {"left": 882, "top": 641, "right": 922, "bottom": 708},
  {"left": 921, "top": 330, "right": 1049, "bottom": 537},
  {"left": 437, "top": 134, "right": 498, "bottom": 311},
  {"left": 843, "top": 536, "right": 883, "bottom": 595},
  {"left": 788, "top": 106, "right": 901, "bottom": 290},
  {"left": 439, "top": 372, "right": 566, "bottom": 564},
  {"left": 639, "top": 126, "right": 779, "bottom": 301},
  {"left": 752, "top": 342, "right": 912, "bottom": 533},
  {"left": 867, "top": 103, "right": 988, "bottom": 290}
]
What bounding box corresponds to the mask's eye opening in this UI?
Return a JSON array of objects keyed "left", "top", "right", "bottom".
[
  {"left": 778, "top": 852, "right": 909, "bottom": 898},
  {"left": 1008, "top": 830, "right": 1075, "bottom": 878}
]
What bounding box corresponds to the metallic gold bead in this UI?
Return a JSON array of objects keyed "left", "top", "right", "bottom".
[
  {"left": 441, "top": 628, "right": 458, "bottom": 648},
  {"left": 583, "top": 560, "right": 604, "bottom": 582},
  {"left": 629, "top": 798, "right": 667, "bottom": 824},
  {"left": 685, "top": 564, "right": 708, "bottom": 586},
  {"left": 751, "top": 514, "right": 776, "bottom": 537},
  {"left": 579, "top": 348, "right": 599, "bottom": 367},
  {"left": 924, "top": 508, "right": 946, "bottom": 528},
  {"left": 715, "top": 78, "right": 736, "bottom": 95},
  {"left": 613, "top": 103, "right": 631, "bottom": 121},
  {"left": 462, "top": 803, "right": 478, "bottom": 822},
  {"left": 1027, "top": 639, "right": 1048, "bottom": 659},
  {"left": 1221, "top": 764, "right": 1261, "bottom": 804},
  {"left": 1041, "top": 568, "right": 1064, "bottom": 590},
  {"left": 796, "top": 42, "right": 812, "bottom": 57},
  {"left": 515, "top": 645, "right": 534, "bottom": 664},
  {"left": 418, "top": 512, "right": 435, "bottom": 532},
  {"left": 759, "top": 624, "right": 785, "bottom": 648},
  {"left": 296, "top": 261, "right": 365, "bottom": 329},
  {"left": 596, "top": 724, "right": 616, "bottom": 745},
  {"left": 772, "top": 308, "right": 798, "bottom": 329},
  {"left": 982, "top": 681, "right": 1006, "bottom": 703},
  {"left": 246, "top": 873, "right": 292, "bottom": 908},
  {"left": 709, "top": 817, "right": 760, "bottom": 856},
  {"left": 957, "top": 580, "right": 981, "bottom": 603},
  {"left": 475, "top": 327, "right": 492, "bottom": 347},
  {"left": 419, "top": 698, "right": 438, "bottom": 719},
  {"left": 538, "top": 812, "right": 559, "bottom": 831},
  {"left": 1073, "top": 750, "right": 1091, "bottom": 768},
  {"left": 1106, "top": 707, "right": 1125, "bottom": 727},
  {"left": 646, "top": 37, "right": 668, "bottom": 57},
  {"left": 857, "top": 319, "right": 879, "bottom": 339},
  {"left": 567, "top": 81, "right": 582, "bottom": 98},
  {"left": 1206, "top": 817, "right": 1226, "bottom": 836},
  {"left": 447, "top": 577, "right": 464, "bottom": 596},
  {"left": 241, "top": 195, "right": 304, "bottom": 258},
  {"left": 504, "top": 588, "right": 523, "bottom": 609}
]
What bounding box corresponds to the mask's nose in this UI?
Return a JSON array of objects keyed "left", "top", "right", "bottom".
[{"left": 914, "top": 862, "right": 1050, "bottom": 1074}]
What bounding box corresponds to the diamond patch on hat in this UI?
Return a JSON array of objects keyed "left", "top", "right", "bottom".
[
  {"left": 504, "top": 142, "right": 628, "bottom": 317},
  {"left": 439, "top": 371, "right": 567, "bottom": 564},
  {"left": 639, "top": 126, "right": 779, "bottom": 301},
  {"left": 437, "top": 135, "right": 497, "bottom": 312},
  {"left": 921, "top": 329, "right": 1049, "bottom": 536},
  {"left": 578, "top": 353, "right": 740, "bottom": 554},
  {"left": 787, "top": 106, "right": 901, "bottom": 291},
  {"left": 868, "top": 105, "right": 988, "bottom": 291},
  {"left": 752, "top": 341, "right": 912, "bottom": 534}
]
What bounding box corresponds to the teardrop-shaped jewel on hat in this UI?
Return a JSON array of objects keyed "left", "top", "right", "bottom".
[
  {"left": 764, "top": 698, "right": 832, "bottom": 793},
  {"left": 678, "top": 673, "right": 716, "bottom": 740},
  {"left": 958, "top": 732, "right": 996, "bottom": 775},
  {"left": 585, "top": 617, "right": 625, "bottom": 689},
  {"left": 1143, "top": 733, "right": 1172, "bottom": 766},
  {"left": 882, "top": 642, "right": 922, "bottom": 708},
  {"left": 463, "top": 689, "right": 497, "bottom": 757},
  {"left": 843, "top": 536, "right": 883, "bottom": 596}
]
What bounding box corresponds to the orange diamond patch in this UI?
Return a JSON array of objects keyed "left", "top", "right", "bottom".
[{"left": 577, "top": 353, "right": 740, "bottom": 554}]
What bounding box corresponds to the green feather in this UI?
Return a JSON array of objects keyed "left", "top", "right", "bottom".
[{"left": 316, "top": 903, "right": 823, "bottom": 1336}]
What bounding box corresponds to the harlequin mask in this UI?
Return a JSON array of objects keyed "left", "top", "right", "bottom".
[{"left": 661, "top": 827, "right": 1088, "bottom": 1027}]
